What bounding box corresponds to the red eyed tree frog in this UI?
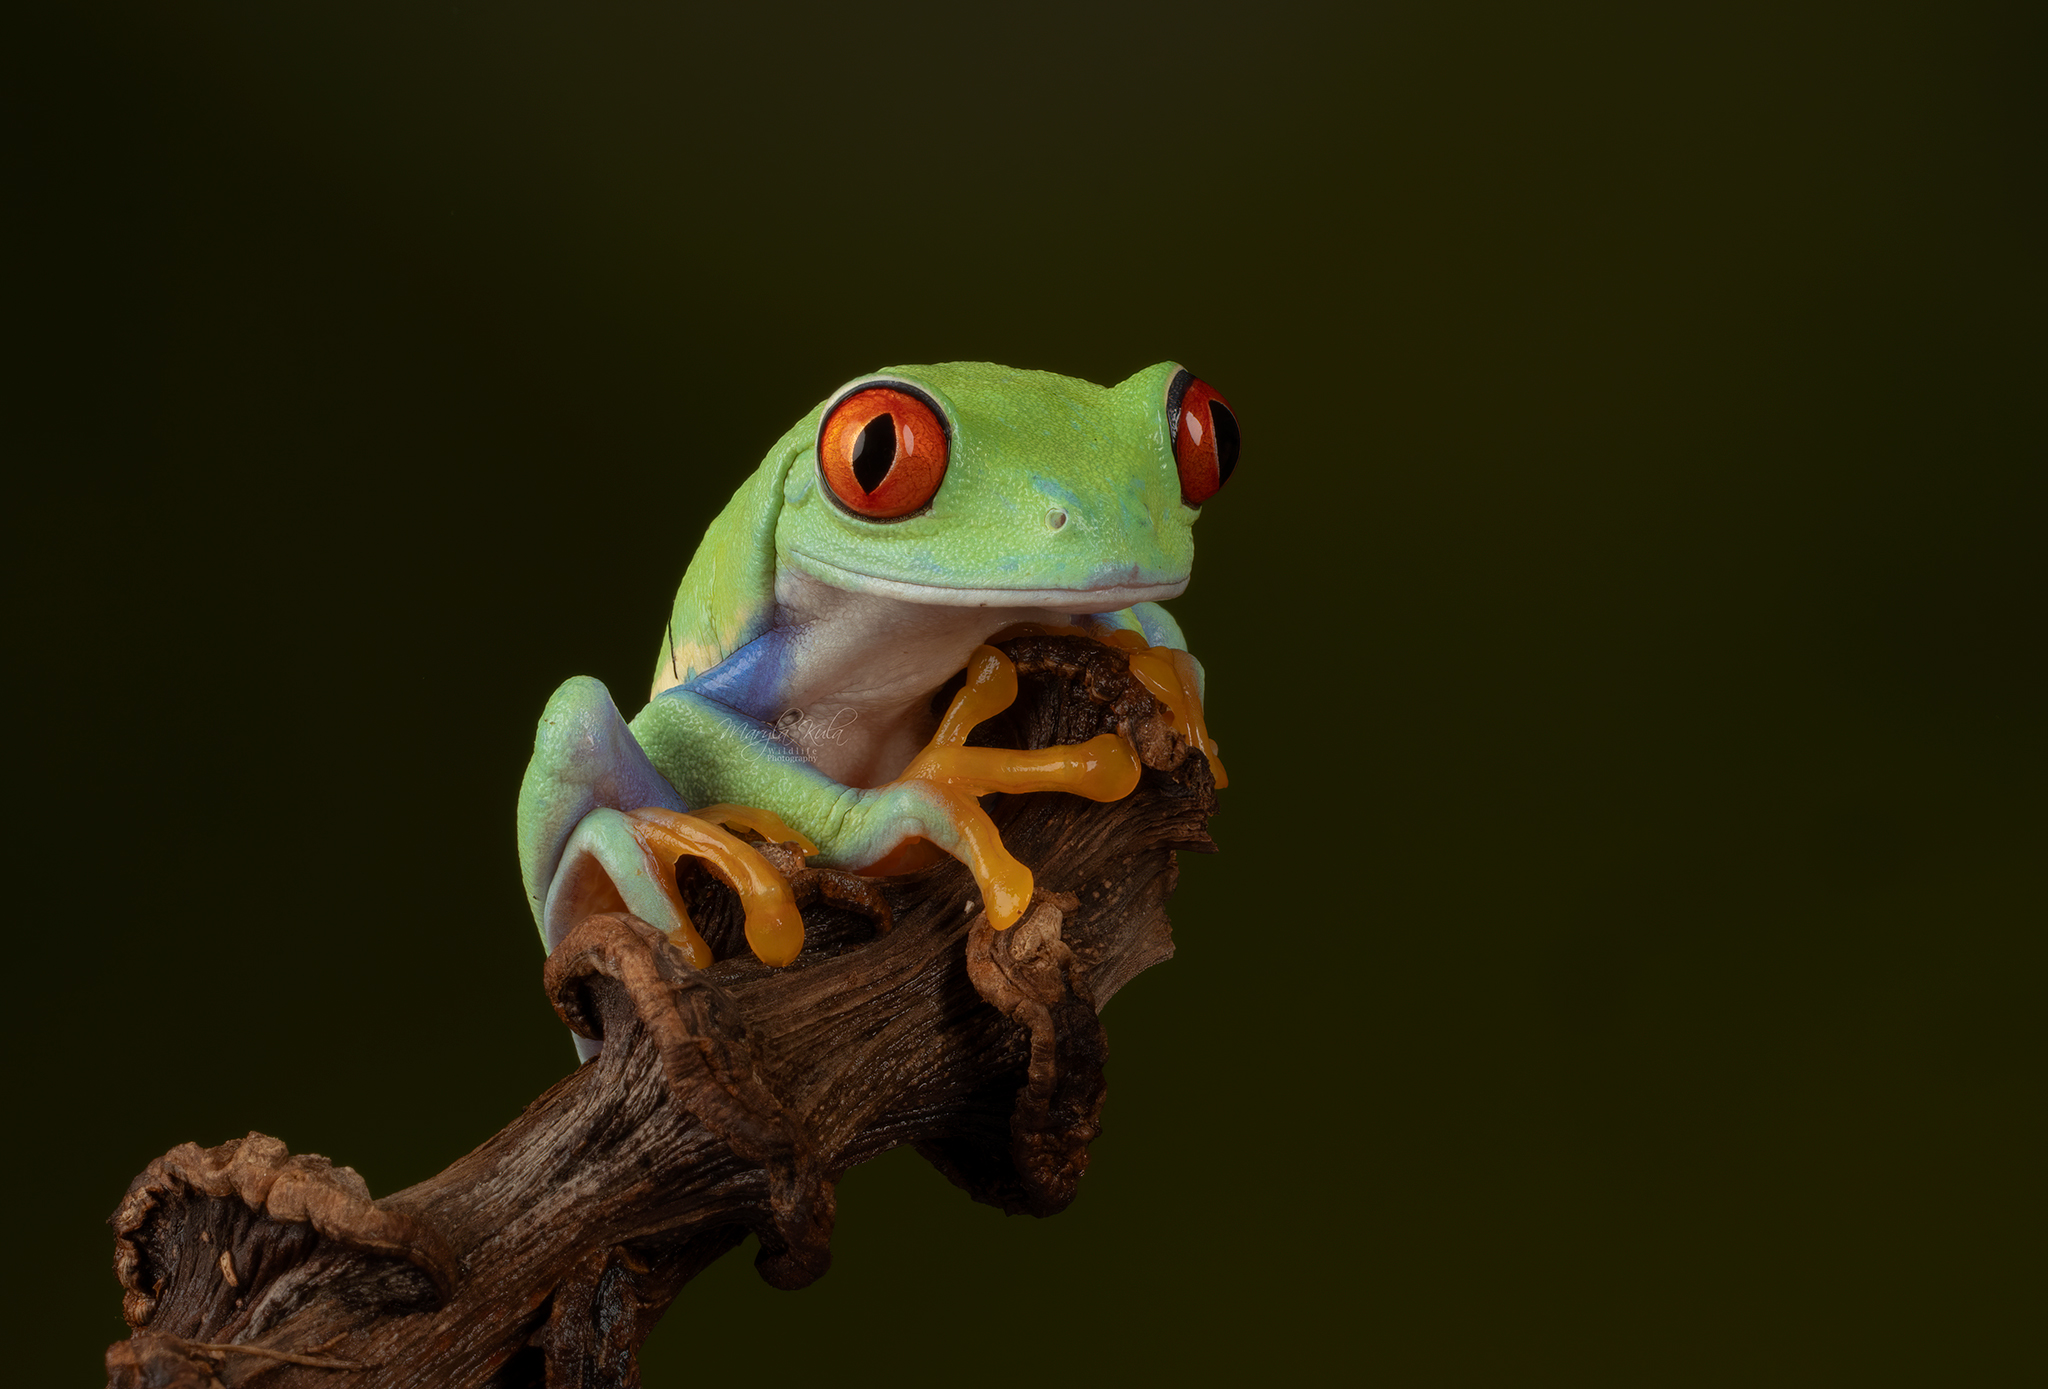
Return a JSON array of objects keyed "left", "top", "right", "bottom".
[{"left": 516, "top": 361, "right": 1236, "bottom": 1023}]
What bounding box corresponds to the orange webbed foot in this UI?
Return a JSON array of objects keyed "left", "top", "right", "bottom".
[
  {"left": 1121, "top": 641, "right": 1227, "bottom": 788},
  {"left": 623, "top": 805, "right": 811, "bottom": 967},
  {"left": 873, "top": 645, "right": 1142, "bottom": 930},
  {"left": 989, "top": 622, "right": 1227, "bottom": 787}
]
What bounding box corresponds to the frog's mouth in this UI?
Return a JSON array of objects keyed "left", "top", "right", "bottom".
[{"left": 786, "top": 550, "right": 1187, "bottom": 612}]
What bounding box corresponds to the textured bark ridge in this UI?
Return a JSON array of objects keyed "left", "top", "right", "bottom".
[{"left": 105, "top": 634, "right": 1219, "bottom": 1388}]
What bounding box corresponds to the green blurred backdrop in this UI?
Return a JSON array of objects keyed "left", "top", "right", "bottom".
[{"left": 16, "top": 3, "right": 2042, "bottom": 1383}]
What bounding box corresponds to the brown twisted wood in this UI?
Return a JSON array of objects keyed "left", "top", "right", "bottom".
[{"left": 105, "top": 635, "right": 1218, "bottom": 1388}]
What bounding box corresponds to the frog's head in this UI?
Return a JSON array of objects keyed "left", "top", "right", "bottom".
[{"left": 774, "top": 361, "right": 1238, "bottom": 612}]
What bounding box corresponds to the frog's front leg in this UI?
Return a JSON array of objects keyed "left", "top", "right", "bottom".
[
  {"left": 883, "top": 645, "right": 1144, "bottom": 924},
  {"left": 630, "top": 649, "right": 1141, "bottom": 931}
]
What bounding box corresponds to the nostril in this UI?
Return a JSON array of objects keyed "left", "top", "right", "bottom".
[{"left": 1046, "top": 508, "right": 1069, "bottom": 531}]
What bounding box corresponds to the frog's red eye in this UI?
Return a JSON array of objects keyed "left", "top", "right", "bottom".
[
  {"left": 818, "top": 386, "right": 949, "bottom": 519},
  {"left": 1167, "top": 371, "right": 1240, "bottom": 507}
]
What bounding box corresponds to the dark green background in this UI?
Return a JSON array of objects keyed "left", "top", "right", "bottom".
[{"left": 18, "top": 3, "right": 2042, "bottom": 1383}]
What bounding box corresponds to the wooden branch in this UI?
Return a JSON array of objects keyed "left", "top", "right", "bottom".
[{"left": 105, "top": 635, "right": 1219, "bottom": 1388}]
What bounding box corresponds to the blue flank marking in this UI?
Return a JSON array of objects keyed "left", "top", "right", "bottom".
[{"left": 681, "top": 627, "right": 793, "bottom": 725}]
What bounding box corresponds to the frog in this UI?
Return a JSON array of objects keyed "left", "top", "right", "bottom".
[{"left": 515, "top": 360, "right": 1236, "bottom": 1024}]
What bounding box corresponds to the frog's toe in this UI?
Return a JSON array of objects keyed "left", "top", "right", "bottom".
[
  {"left": 627, "top": 807, "right": 807, "bottom": 968},
  {"left": 857, "top": 645, "right": 1145, "bottom": 930},
  {"left": 546, "top": 803, "right": 811, "bottom": 974},
  {"left": 905, "top": 736, "right": 1142, "bottom": 804},
  {"left": 545, "top": 807, "right": 711, "bottom": 968},
  {"left": 857, "top": 781, "right": 1035, "bottom": 930},
  {"left": 929, "top": 645, "right": 1141, "bottom": 798},
  {"left": 1125, "top": 644, "right": 1227, "bottom": 787}
]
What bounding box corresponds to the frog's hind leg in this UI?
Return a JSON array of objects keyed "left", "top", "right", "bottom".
[
  {"left": 624, "top": 807, "right": 808, "bottom": 969},
  {"left": 545, "top": 808, "right": 707, "bottom": 952},
  {"left": 520, "top": 675, "right": 806, "bottom": 977},
  {"left": 538, "top": 806, "right": 699, "bottom": 1061},
  {"left": 518, "top": 675, "right": 689, "bottom": 938},
  {"left": 543, "top": 804, "right": 814, "bottom": 1059}
]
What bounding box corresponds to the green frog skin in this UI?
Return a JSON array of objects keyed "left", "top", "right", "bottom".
[{"left": 516, "top": 361, "right": 1237, "bottom": 1023}]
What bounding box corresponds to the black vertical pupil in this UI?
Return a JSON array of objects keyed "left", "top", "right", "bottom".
[
  {"left": 1209, "top": 401, "right": 1240, "bottom": 485},
  {"left": 850, "top": 413, "right": 898, "bottom": 493}
]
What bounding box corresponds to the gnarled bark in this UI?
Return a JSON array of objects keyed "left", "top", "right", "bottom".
[{"left": 106, "top": 635, "right": 1219, "bottom": 1388}]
